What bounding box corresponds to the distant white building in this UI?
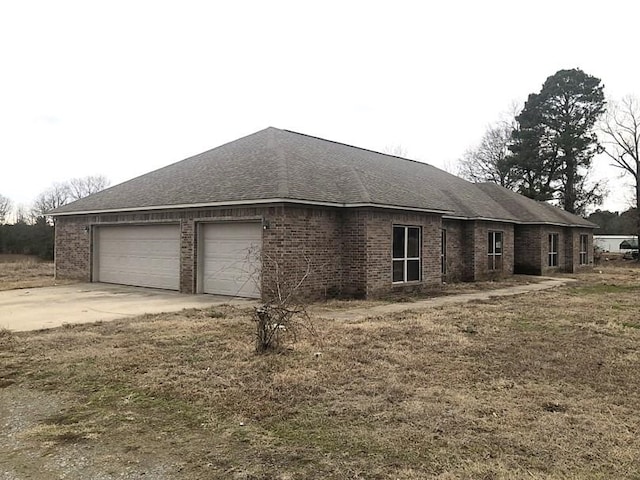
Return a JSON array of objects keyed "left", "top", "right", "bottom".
[{"left": 594, "top": 235, "right": 638, "bottom": 253}]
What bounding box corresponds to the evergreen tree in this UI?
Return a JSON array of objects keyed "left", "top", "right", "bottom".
[{"left": 510, "top": 69, "right": 606, "bottom": 214}]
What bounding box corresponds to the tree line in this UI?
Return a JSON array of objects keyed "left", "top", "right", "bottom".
[
  {"left": 0, "top": 175, "right": 109, "bottom": 260},
  {"left": 457, "top": 68, "right": 640, "bottom": 245},
  {"left": 586, "top": 209, "right": 639, "bottom": 236}
]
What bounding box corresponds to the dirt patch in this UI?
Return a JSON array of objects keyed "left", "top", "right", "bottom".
[{"left": 1, "top": 270, "right": 640, "bottom": 478}]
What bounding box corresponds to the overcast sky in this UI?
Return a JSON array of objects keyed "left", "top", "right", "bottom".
[{"left": 1, "top": 0, "right": 638, "bottom": 214}]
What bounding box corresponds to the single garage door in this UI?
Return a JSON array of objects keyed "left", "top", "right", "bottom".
[
  {"left": 94, "top": 224, "right": 180, "bottom": 290},
  {"left": 201, "top": 222, "right": 262, "bottom": 298}
]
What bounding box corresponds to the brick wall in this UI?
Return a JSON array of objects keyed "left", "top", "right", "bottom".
[
  {"left": 55, "top": 204, "right": 345, "bottom": 300},
  {"left": 564, "top": 227, "right": 594, "bottom": 273},
  {"left": 363, "top": 209, "right": 442, "bottom": 297},
  {"left": 514, "top": 225, "right": 543, "bottom": 274},
  {"left": 468, "top": 221, "right": 515, "bottom": 280},
  {"left": 54, "top": 217, "right": 92, "bottom": 281},
  {"left": 262, "top": 205, "right": 344, "bottom": 300},
  {"left": 55, "top": 206, "right": 273, "bottom": 294},
  {"left": 341, "top": 210, "right": 367, "bottom": 297},
  {"left": 442, "top": 220, "right": 466, "bottom": 282},
  {"left": 514, "top": 225, "right": 593, "bottom": 275},
  {"left": 540, "top": 226, "right": 564, "bottom": 275},
  {"left": 54, "top": 203, "right": 594, "bottom": 300},
  {"left": 180, "top": 220, "right": 196, "bottom": 293}
]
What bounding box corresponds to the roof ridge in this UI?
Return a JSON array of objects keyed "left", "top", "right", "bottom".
[
  {"left": 281, "top": 128, "right": 436, "bottom": 167},
  {"left": 348, "top": 164, "right": 372, "bottom": 203},
  {"left": 268, "top": 128, "right": 289, "bottom": 197}
]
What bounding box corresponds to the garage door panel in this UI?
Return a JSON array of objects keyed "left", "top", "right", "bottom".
[
  {"left": 96, "top": 225, "right": 180, "bottom": 291},
  {"left": 202, "top": 222, "right": 261, "bottom": 298}
]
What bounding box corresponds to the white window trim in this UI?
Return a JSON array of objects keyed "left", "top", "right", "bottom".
[
  {"left": 549, "top": 233, "right": 559, "bottom": 267},
  {"left": 579, "top": 234, "right": 588, "bottom": 265},
  {"left": 441, "top": 228, "right": 447, "bottom": 276},
  {"left": 392, "top": 225, "right": 421, "bottom": 284},
  {"left": 488, "top": 231, "right": 503, "bottom": 271}
]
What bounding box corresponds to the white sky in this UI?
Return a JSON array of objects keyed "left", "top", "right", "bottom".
[{"left": 1, "top": 0, "right": 638, "bottom": 213}]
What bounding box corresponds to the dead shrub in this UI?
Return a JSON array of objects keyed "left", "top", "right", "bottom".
[
  {"left": 0, "top": 328, "right": 16, "bottom": 350},
  {"left": 254, "top": 252, "right": 318, "bottom": 353},
  {"left": 254, "top": 302, "right": 315, "bottom": 352}
]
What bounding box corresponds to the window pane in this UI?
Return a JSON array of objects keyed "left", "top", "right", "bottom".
[
  {"left": 495, "top": 232, "right": 502, "bottom": 254},
  {"left": 441, "top": 229, "right": 446, "bottom": 255},
  {"left": 407, "top": 227, "right": 420, "bottom": 257},
  {"left": 441, "top": 229, "right": 447, "bottom": 275},
  {"left": 494, "top": 254, "right": 503, "bottom": 271},
  {"left": 393, "top": 260, "right": 404, "bottom": 282},
  {"left": 393, "top": 227, "right": 405, "bottom": 259},
  {"left": 407, "top": 260, "right": 420, "bottom": 281},
  {"left": 488, "top": 232, "right": 494, "bottom": 254}
]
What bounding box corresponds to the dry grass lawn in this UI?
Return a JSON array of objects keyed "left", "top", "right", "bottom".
[
  {"left": 1, "top": 264, "right": 640, "bottom": 478},
  {"left": 0, "top": 254, "right": 62, "bottom": 290}
]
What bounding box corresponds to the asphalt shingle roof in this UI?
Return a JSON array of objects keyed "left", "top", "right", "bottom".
[{"left": 50, "top": 127, "right": 596, "bottom": 228}]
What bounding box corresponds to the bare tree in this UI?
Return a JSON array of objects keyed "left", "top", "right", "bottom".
[
  {"left": 31, "top": 182, "right": 71, "bottom": 219},
  {"left": 0, "top": 194, "right": 12, "bottom": 224},
  {"left": 14, "top": 204, "right": 31, "bottom": 224},
  {"left": 254, "top": 250, "right": 320, "bottom": 353},
  {"left": 458, "top": 119, "right": 518, "bottom": 188},
  {"left": 68, "top": 174, "right": 110, "bottom": 201},
  {"left": 382, "top": 144, "right": 409, "bottom": 158},
  {"left": 31, "top": 174, "right": 110, "bottom": 219},
  {"left": 600, "top": 95, "right": 640, "bottom": 255}
]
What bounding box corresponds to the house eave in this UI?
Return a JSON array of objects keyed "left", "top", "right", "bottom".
[
  {"left": 49, "top": 198, "right": 454, "bottom": 217},
  {"left": 442, "top": 214, "right": 596, "bottom": 229}
]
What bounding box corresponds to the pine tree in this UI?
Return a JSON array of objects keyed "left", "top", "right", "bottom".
[{"left": 510, "top": 69, "right": 606, "bottom": 214}]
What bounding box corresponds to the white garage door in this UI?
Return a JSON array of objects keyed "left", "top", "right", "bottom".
[
  {"left": 95, "top": 225, "right": 180, "bottom": 290},
  {"left": 201, "top": 222, "right": 262, "bottom": 298}
]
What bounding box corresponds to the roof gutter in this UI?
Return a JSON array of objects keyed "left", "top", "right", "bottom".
[
  {"left": 49, "top": 198, "right": 454, "bottom": 217},
  {"left": 442, "top": 214, "right": 596, "bottom": 229},
  {"left": 49, "top": 199, "right": 596, "bottom": 228}
]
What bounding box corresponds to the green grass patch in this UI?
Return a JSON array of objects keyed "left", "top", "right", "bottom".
[
  {"left": 570, "top": 284, "right": 640, "bottom": 295},
  {"left": 622, "top": 322, "right": 640, "bottom": 329}
]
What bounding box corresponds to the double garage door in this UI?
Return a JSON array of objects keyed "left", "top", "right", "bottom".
[{"left": 93, "top": 223, "right": 261, "bottom": 297}]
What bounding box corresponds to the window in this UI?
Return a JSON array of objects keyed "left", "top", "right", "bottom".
[
  {"left": 579, "top": 234, "right": 588, "bottom": 265},
  {"left": 393, "top": 226, "right": 421, "bottom": 283},
  {"left": 548, "top": 233, "right": 559, "bottom": 267},
  {"left": 488, "top": 231, "right": 503, "bottom": 271},
  {"left": 441, "top": 229, "right": 447, "bottom": 276}
]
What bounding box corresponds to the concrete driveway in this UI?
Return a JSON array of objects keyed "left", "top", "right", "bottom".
[{"left": 0, "top": 283, "right": 256, "bottom": 332}]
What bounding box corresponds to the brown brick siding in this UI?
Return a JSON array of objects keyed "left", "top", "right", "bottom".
[
  {"left": 514, "top": 225, "right": 593, "bottom": 275},
  {"left": 54, "top": 204, "right": 593, "bottom": 299},
  {"left": 540, "top": 226, "right": 564, "bottom": 275},
  {"left": 363, "top": 209, "right": 442, "bottom": 297},
  {"left": 442, "top": 220, "right": 466, "bottom": 282},
  {"left": 441, "top": 220, "right": 515, "bottom": 282},
  {"left": 262, "top": 206, "right": 343, "bottom": 301},
  {"left": 341, "top": 210, "right": 367, "bottom": 297},
  {"left": 468, "top": 221, "right": 515, "bottom": 280},
  {"left": 180, "top": 220, "right": 196, "bottom": 293},
  {"left": 54, "top": 218, "right": 92, "bottom": 281},
  {"left": 564, "top": 227, "right": 593, "bottom": 273},
  {"left": 514, "top": 225, "right": 543, "bottom": 274},
  {"left": 56, "top": 204, "right": 346, "bottom": 300}
]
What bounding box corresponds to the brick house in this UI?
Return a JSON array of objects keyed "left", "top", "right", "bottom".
[{"left": 50, "top": 127, "right": 596, "bottom": 299}]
